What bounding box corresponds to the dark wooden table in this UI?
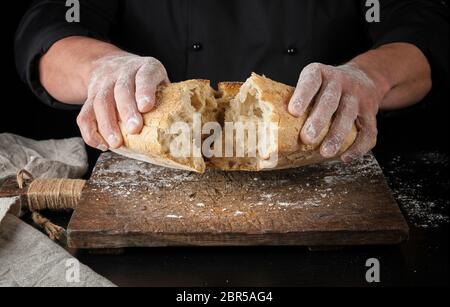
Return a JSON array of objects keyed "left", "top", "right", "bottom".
[{"left": 65, "top": 149, "right": 449, "bottom": 287}]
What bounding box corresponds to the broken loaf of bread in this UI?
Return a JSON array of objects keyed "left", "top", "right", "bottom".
[{"left": 114, "top": 73, "right": 357, "bottom": 173}]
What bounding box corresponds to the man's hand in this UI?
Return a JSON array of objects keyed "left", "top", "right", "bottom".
[
  {"left": 76, "top": 53, "right": 170, "bottom": 151},
  {"left": 39, "top": 37, "right": 171, "bottom": 151},
  {"left": 288, "top": 43, "right": 433, "bottom": 163},
  {"left": 288, "top": 63, "right": 387, "bottom": 162}
]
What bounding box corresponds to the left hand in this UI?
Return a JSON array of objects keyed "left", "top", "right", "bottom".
[{"left": 288, "top": 62, "right": 386, "bottom": 162}]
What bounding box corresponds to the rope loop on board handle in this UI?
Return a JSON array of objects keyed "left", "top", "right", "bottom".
[{"left": 16, "top": 169, "right": 34, "bottom": 189}]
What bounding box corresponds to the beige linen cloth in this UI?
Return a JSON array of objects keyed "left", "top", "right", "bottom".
[{"left": 0, "top": 133, "right": 114, "bottom": 287}]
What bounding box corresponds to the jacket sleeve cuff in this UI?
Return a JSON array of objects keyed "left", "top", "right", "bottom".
[{"left": 16, "top": 24, "right": 109, "bottom": 110}]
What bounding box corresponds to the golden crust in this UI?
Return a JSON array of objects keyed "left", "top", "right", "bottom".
[
  {"left": 116, "top": 74, "right": 357, "bottom": 173},
  {"left": 118, "top": 79, "right": 215, "bottom": 173},
  {"left": 217, "top": 82, "right": 244, "bottom": 98}
]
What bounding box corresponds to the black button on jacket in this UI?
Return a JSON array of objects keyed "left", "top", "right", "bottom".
[{"left": 15, "top": 0, "right": 449, "bottom": 110}]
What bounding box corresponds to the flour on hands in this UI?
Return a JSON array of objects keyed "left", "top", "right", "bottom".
[
  {"left": 77, "top": 53, "right": 170, "bottom": 151},
  {"left": 289, "top": 63, "right": 382, "bottom": 162}
]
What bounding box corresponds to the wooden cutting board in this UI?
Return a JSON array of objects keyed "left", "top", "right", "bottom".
[{"left": 67, "top": 152, "right": 409, "bottom": 249}]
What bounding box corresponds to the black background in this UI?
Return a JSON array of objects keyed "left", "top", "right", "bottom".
[
  {"left": 1, "top": 1, "right": 80, "bottom": 140},
  {"left": 1, "top": 1, "right": 449, "bottom": 288}
]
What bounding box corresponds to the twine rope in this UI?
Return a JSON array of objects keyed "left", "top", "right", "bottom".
[
  {"left": 16, "top": 169, "right": 34, "bottom": 189},
  {"left": 15, "top": 169, "right": 86, "bottom": 242},
  {"left": 27, "top": 178, "right": 86, "bottom": 211},
  {"left": 31, "top": 212, "right": 67, "bottom": 241}
]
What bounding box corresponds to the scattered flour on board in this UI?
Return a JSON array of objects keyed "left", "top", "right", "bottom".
[
  {"left": 255, "top": 154, "right": 379, "bottom": 209},
  {"left": 92, "top": 153, "right": 197, "bottom": 197},
  {"left": 89, "top": 152, "right": 448, "bottom": 229},
  {"left": 234, "top": 211, "right": 245, "bottom": 216},
  {"left": 166, "top": 214, "right": 183, "bottom": 219},
  {"left": 94, "top": 153, "right": 381, "bottom": 211}
]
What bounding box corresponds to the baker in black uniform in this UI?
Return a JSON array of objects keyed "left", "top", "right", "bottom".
[{"left": 15, "top": 0, "right": 448, "bottom": 161}]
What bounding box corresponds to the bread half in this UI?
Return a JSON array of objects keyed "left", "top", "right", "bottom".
[
  {"left": 208, "top": 73, "right": 358, "bottom": 171},
  {"left": 113, "top": 80, "right": 217, "bottom": 173}
]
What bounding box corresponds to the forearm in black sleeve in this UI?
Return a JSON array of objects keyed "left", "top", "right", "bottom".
[
  {"left": 363, "top": 0, "right": 449, "bottom": 98},
  {"left": 14, "top": 0, "right": 119, "bottom": 110}
]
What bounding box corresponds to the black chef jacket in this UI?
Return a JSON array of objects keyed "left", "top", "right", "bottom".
[{"left": 15, "top": 0, "right": 449, "bottom": 111}]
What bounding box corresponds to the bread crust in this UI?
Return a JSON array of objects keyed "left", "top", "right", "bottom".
[
  {"left": 115, "top": 79, "right": 216, "bottom": 173},
  {"left": 217, "top": 82, "right": 243, "bottom": 98},
  {"left": 115, "top": 74, "right": 357, "bottom": 173}
]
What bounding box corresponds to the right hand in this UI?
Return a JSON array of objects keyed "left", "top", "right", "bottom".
[{"left": 76, "top": 53, "right": 170, "bottom": 151}]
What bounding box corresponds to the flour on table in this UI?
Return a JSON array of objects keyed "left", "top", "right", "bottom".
[{"left": 382, "top": 152, "right": 449, "bottom": 229}]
